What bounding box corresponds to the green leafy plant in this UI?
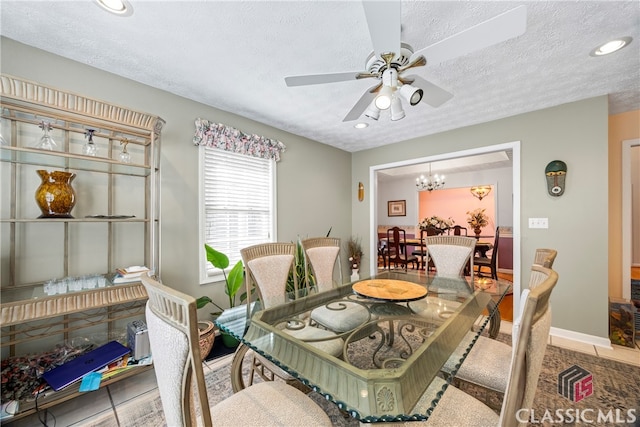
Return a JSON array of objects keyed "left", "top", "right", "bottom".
[
  {"left": 196, "top": 244, "right": 244, "bottom": 317},
  {"left": 286, "top": 237, "right": 316, "bottom": 295}
]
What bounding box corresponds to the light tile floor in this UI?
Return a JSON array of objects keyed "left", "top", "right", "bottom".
[{"left": 5, "top": 327, "right": 639, "bottom": 426}]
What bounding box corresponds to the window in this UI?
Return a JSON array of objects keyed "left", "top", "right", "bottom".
[{"left": 199, "top": 147, "right": 276, "bottom": 282}]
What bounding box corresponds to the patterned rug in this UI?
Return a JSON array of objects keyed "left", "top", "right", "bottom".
[{"left": 102, "top": 337, "right": 640, "bottom": 426}]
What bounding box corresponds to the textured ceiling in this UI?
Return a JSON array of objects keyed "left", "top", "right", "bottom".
[{"left": 1, "top": 1, "right": 638, "bottom": 153}]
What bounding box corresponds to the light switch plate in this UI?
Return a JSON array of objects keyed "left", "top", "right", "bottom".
[{"left": 528, "top": 218, "right": 549, "bottom": 229}]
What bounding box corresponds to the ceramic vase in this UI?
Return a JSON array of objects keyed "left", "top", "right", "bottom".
[
  {"left": 474, "top": 226, "right": 482, "bottom": 237},
  {"left": 35, "top": 170, "right": 76, "bottom": 218}
]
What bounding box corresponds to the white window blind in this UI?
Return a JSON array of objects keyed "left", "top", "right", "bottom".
[{"left": 201, "top": 148, "right": 275, "bottom": 280}]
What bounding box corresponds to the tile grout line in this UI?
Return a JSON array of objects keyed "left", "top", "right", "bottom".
[{"left": 106, "top": 386, "right": 121, "bottom": 426}]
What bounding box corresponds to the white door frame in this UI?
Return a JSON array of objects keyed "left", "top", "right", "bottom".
[
  {"left": 622, "top": 138, "right": 639, "bottom": 299},
  {"left": 369, "top": 141, "right": 522, "bottom": 312}
]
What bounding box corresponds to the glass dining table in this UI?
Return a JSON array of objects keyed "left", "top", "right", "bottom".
[{"left": 216, "top": 271, "right": 511, "bottom": 422}]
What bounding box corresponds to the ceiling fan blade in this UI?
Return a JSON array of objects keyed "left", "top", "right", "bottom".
[
  {"left": 413, "top": 5, "right": 527, "bottom": 66},
  {"left": 406, "top": 75, "right": 453, "bottom": 108},
  {"left": 362, "top": 0, "right": 401, "bottom": 57},
  {"left": 284, "top": 72, "right": 362, "bottom": 87},
  {"left": 343, "top": 86, "right": 378, "bottom": 122}
]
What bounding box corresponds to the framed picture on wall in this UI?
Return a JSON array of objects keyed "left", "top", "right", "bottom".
[{"left": 388, "top": 200, "right": 406, "bottom": 217}]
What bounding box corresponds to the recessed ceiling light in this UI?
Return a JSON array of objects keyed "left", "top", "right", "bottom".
[
  {"left": 354, "top": 123, "right": 369, "bottom": 129},
  {"left": 590, "top": 37, "right": 632, "bottom": 57},
  {"left": 95, "top": 0, "right": 133, "bottom": 16}
]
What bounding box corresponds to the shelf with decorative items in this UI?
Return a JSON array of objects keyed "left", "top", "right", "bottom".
[{"left": 0, "top": 74, "right": 163, "bottom": 421}]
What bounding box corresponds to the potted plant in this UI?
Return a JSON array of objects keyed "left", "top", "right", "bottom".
[
  {"left": 466, "top": 208, "right": 489, "bottom": 237},
  {"left": 197, "top": 244, "right": 244, "bottom": 349},
  {"left": 287, "top": 236, "right": 317, "bottom": 297},
  {"left": 346, "top": 236, "right": 363, "bottom": 281},
  {"left": 419, "top": 215, "right": 454, "bottom": 233}
]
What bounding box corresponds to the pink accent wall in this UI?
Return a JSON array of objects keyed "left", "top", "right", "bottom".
[{"left": 418, "top": 187, "right": 496, "bottom": 234}]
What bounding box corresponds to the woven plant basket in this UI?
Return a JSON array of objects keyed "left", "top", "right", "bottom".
[{"left": 198, "top": 320, "right": 216, "bottom": 359}]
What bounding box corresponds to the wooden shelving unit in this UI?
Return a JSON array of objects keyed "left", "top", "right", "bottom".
[{"left": 0, "top": 74, "right": 164, "bottom": 420}]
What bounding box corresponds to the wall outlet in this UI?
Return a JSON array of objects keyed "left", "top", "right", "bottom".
[{"left": 528, "top": 218, "right": 549, "bottom": 229}]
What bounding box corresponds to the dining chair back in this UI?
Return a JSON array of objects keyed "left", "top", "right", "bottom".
[
  {"left": 533, "top": 248, "right": 558, "bottom": 268},
  {"left": 426, "top": 266, "right": 558, "bottom": 427},
  {"left": 377, "top": 239, "right": 389, "bottom": 269},
  {"left": 300, "top": 237, "right": 342, "bottom": 293},
  {"left": 441, "top": 264, "right": 557, "bottom": 408},
  {"left": 425, "top": 235, "right": 476, "bottom": 280},
  {"left": 411, "top": 226, "right": 440, "bottom": 270},
  {"left": 302, "top": 237, "right": 370, "bottom": 333},
  {"left": 500, "top": 266, "right": 557, "bottom": 425},
  {"left": 474, "top": 226, "right": 500, "bottom": 279},
  {"left": 241, "top": 242, "right": 344, "bottom": 358},
  {"left": 141, "top": 274, "right": 332, "bottom": 427},
  {"left": 387, "top": 226, "right": 418, "bottom": 270},
  {"left": 450, "top": 225, "right": 468, "bottom": 236},
  {"left": 241, "top": 242, "right": 296, "bottom": 309}
]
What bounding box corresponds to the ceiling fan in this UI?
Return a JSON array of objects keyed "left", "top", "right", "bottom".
[{"left": 284, "top": 2, "right": 527, "bottom": 122}]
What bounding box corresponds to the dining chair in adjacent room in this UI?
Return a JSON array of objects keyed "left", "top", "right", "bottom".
[
  {"left": 405, "top": 265, "right": 558, "bottom": 426},
  {"left": 387, "top": 227, "right": 419, "bottom": 271},
  {"left": 141, "top": 274, "right": 332, "bottom": 427},
  {"left": 440, "top": 265, "right": 559, "bottom": 411},
  {"left": 475, "top": 226, "right": 500, "bottom": 279},
  {"left": 425, "top": 235, "right": 477, "bottom": 280},
  {"left": 411, "top": 226, "right": 440, "bottom": 270},
  {"left": 377, "top": 239, "right": 389, "bottom": 269},
  {"left": 533, "top": 248, "right": 558, "bottom": 268},
  {"left": 450, "top": 225, "right": 468, "bottom": 236},
  {"left": 301, "top": 237, "right": 369, "bottom": 333}
]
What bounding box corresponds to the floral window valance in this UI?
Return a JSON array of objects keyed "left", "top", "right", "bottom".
[{"left": 193, "top": 118, "right": 286, "bottom": 162}]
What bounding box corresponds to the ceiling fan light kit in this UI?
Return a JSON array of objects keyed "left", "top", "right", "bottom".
[
  {"left": 399, "top": 84, "right": 423, "bottom": 105},
  {"left": 390, "top": 95, "right": 405, "bottom": 121},
  {"left": 283, "top": 2, "right": 528, "bottom": 124}
]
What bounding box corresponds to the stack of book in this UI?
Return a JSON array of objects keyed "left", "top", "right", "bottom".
[{"left": 113, "top": 266, "right": 150, "bottom": 284}]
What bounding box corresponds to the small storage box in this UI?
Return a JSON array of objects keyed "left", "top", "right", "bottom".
[{"left": 127, "top": 320, "right": 151, "bottom": 360}]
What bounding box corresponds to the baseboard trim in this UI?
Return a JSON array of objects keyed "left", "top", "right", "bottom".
[{"left": 550, "top": 327, "right": 612, "bottom": 349}]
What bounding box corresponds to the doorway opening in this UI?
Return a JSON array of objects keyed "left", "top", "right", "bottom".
[{"left": 369, "top": 141, "right": 523, "bottom": 312}]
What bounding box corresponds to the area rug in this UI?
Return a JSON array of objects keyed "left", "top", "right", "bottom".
[{"left": 105, "top": 338, "right": 639, "bottom": 426}]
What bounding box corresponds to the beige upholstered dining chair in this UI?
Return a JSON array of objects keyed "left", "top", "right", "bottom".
[
  {"left": 141, "top": 274, "right": 332, "bottom": 427},
  {"left": 389, "top": 264, "right": 558, "bottom": 426},
  {"left": 425, "top": 235, "right": 476, "bottom": 280},
  {"left": 533, "top": 248, "right": 558, "bottom": 269},
  {"left": 241, "top": 242, "right": 343, "bottom": 355},
  {"left": 301, "top": 237, "right": 370, "bottom": 333},
  {"left": 441, "top": 264, "right": 558, "bottom": 409},
  {"left": 301, "top": 237, "right": 342, "bottom": 292}
]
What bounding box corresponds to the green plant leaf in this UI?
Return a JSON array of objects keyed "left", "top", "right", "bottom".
[
  {"left": 196, "top": 296, "right": 213, "bottom": 309},
  {"left": 226, "top": 260, "right": 244, "bottom": 305},
  {"left": 205, "top": 244, "right": 229, "bottom": 270}
]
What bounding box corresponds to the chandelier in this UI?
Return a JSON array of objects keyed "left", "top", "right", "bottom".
[
  {"left": 470, "top": 185, "right": 492, "bottom": 200},
  {"left": 416, "top": 164, "right": 445, "bottom": 191}
]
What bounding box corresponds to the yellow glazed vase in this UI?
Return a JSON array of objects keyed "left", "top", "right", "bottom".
[{"left": 35, "top": 170, "right": 76, "bottom": 218}]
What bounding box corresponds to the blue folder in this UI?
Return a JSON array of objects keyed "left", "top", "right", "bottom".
[{"left": 42, "top": 341, "right": 130, "bottom": 391}]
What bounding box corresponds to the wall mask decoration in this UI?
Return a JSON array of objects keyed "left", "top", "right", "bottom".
[{"left": 545, "top": 160, "right": 567, "bottom": 197}]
